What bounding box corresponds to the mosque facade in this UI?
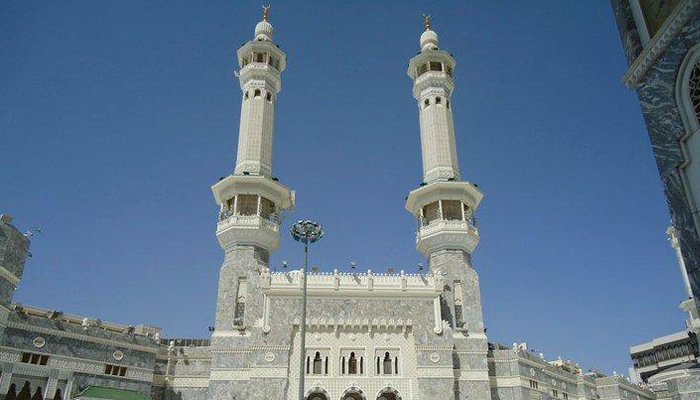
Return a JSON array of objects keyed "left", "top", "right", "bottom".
[{"left": 0, "top": 8, "right": 695, "bottom": 400}]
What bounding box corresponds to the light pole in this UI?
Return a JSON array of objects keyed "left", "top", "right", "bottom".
[{"left": 289, "top": 220, "right": 323, "bottom": 400}]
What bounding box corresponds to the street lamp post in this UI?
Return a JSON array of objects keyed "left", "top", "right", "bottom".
[{"left": 289, "top": 220, "right": 323, "bottom": 400}]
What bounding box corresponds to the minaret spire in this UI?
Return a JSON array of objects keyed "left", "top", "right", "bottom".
[
  {"left": 405, "top": 16, "right": 483, "bottom": 259},
  {"left": 211, "top": 11, "right": 294, "bottom": 254}
]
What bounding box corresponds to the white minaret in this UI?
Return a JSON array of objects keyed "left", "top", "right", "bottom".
[
  {"left": 211, "top": 7, "right": 294, "bottom": 255},
  {"left": 405, "top": 16, "right": 483, "bottom": 259},
  {"left": 233, "top": 6, "right": 284, "bottom": 178}
]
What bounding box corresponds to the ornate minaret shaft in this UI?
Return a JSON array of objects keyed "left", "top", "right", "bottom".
[
  {"left": 233, "top": 6, "right": 283, "bottom": 178},
  {"left": 405, "top": 17, "right": 483, "bottom": 260},
  {"left": 405, "top": 18, "right": 491, "bottom": 400},
  {"left": 414, "top": 15, "right": 461, "bottom": 184},
  {"left": 210, "top": 8, "right": 294, "bottom": 331}
]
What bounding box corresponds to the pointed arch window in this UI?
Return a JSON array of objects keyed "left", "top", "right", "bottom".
[
  {"left": 423, "top": 98, "right": 430, "bottom": 109},
  {"left": 348, "top": 352, "right": 358, "bottom": 375},
  {"left": 689, "top": 62, "right": 700, "bottom": 123},
  {"left": 30, "top": 387, "right": 42, "bottom": 400},
  {"left": 16, "top": 382, "right": 30, "bottom": 400},
  {"left": 6, "top": 384, "right": 16, "bottom": 400},
  {"left": 312, "top": 351, "right": 322, "bottom": 374},
  {"left": 435, "top": 96, "right": 442, "bottom": 105},
  {"left": 254, "top": 89, "right": 261, "bottom": 98},
  {"left": 244, "top": 92, "right": 249, "bottom": 101},
  {"left": 383, "top": 352, "right": 393, "bottom": 375}
]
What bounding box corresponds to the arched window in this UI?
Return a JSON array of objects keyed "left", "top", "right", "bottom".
[
  {"left": 689, "top": 62, "right": 700, "bottom": 121},
  {"left": 266, "top": 92, "right": 272, "bottom": 102},
  {"left": 376, "top": 357, "right": 380, "bottom": 374},
  {"left": 383, "top": 352, "right": 392, "bottom": 375},
  {"left": 6, "top": 384, "right": 16, "bottom": 400},
  {"left": 446, "top": 99, "right": 450, "bottom": 109},
  {"left": 394, "top": 356, "right": 399, "bottom": 374},
  {"left": 676, "top": 46, "right": 700, "bottom": 238},
  {"left": 30, "top": 387, "right": 42, "bottom": 400},
  {"left": 254, "top": 89, "right": 261, "bottom": 98},
  {"left": 313, "top": 352, "right": 322, "bottom": 374},
  {"left": 17, "top": 382, "right": 31, "bottom": 400},
  {"left": 324, "top": 356, "right": 328, "bottom": 375},
  {"left": 53, "top": 389, "right": 62, "bottom": 400},
  {"left": 423, "top": 98, "right": 430, "bottom": 108},
  {"left": 348, "top": 352, "right": 358, "bottom": 375},
  {"left": 244, "top": 92, "right": 249, "bottom": 100},
  {"left": 435, "top": 96, "right": 442, "bottom": 105}
]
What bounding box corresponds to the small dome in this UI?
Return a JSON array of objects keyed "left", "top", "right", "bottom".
[
  {"left": 255, "top": 20, "right": 273, "bottom": 41},
  {"left": 420, "top": 29, "right": 439, "bottom": 51}
]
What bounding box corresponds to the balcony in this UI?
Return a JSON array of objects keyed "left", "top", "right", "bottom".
[
  {"left": 415, "top": 219, "right": 479, "bottom": 256},
  {"left": 216, "top": 214, "right": 280, "bottom": 251}
]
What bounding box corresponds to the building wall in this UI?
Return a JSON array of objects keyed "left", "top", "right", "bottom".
[{"left": 609, "top": 0, "right": 700, "bottom": 305}]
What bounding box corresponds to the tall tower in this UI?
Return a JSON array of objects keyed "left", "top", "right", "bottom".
[
  {"left": 404, "top": 17, "right": 491, "bottom": 400},
  {"left": 207, "top": 8, "right": 294, "bottom": 399}
]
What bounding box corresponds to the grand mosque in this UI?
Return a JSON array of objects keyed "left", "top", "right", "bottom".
[{"left": 0, "top": 6, "right": 698, "bottom": 400}]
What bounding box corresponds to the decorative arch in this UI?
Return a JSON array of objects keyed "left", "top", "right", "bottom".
[
  {"left": 16, "top": 381, "right": 31, "bottom": 400},
  {"left": 305, "top": 386, "right": 330, "bottom": 400},
  {"left": 375, "top": 387, "right": 402, "bottom": 400},
  {"left": 675, "top": 42, "right": 700, "bottom": 240},
  {"left": 341, "top": 387, "right": 366, "bottom": 400}
]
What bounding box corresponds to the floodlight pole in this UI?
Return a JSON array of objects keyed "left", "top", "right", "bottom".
[
  {"left": 298, "top": 239, "right": 309, "bottom": 400},
  {"left": 290, "top": 220, "right": 323, "bottom": 400}
]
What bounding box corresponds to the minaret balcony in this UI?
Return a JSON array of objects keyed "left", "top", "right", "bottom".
[
  {"left": 405, "top": 181, "right": 484, "bottom": 256},
  {"left": 416, "top": 219, "right": 479, "bottom": 256},
  {"left": 211, "top": 175, "right": 295, "bottom": 251},
  {"left": 216, "top": 213, "right": 280, "bottom": 251}
]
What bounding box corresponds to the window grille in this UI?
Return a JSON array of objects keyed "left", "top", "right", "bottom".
[
  {"left": 105, "top": 364, "right": 127, "bottom": 376},
  {"left": 21, "top": 352, "right": 48, "bottom": 366},
  {"left": 442, "top": 200, "right": 462, "bottom": 221},
  {"left": 423, "top": 201, "right": 440, "bottom": 224},
  {"left": 234, "top": 277, "right": 247, "bottom": 326},
  {"left": 689, "top": 62, "right": 700, "bottom": 123},
  {"left": 236, "top": 195, "right": 258, "bottom": 216}
]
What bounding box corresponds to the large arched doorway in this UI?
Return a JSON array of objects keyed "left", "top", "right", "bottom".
[
  {"left": 306, "top": 386, "right": 330, "bottom": 400},
  {"left": 376, "top": 387, "right": 402, "bottom": 400},
  {"left": 341, "top": 386, "right": 366, "bottom": 400}
]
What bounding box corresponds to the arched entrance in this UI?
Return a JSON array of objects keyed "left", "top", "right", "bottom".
[
  {"left": 306, "top": 386, "right": 330, "bottom": 400},
  {"left": 341, "top": 386, "right": 366, "bottom": 400},
  {"left": 376, "top": 387, "right": 402, "bottom": 400}
]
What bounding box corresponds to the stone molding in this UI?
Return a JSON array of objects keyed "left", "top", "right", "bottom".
[
  {"left": 0, "top": 351, "right": 20, "bottom": 363},
  {"left": 0, "top": 346, "right": 153, "bottom": 382},
  {"left": 166, "top": 376, "right": 210, "bottom": 388},
  {"left": 5, "top": 321, "right": 158, "bottom": 353},
  {"left": 209, "top": 369, "right": 251, "bottom": 381},
  {"left": 454, "top": 369, "right": 489, "bottom": 381},
  {"left": 262, "top": 269, "right": 441, "bottom": 299},
  {"left": 249, "top": 366, "right": 288, "bottom": 378},
  {"left": 414, "top": 345, "right": 454, "bottom": 351},
  {"left": 622, "top": 0, "right": 700, "bottom": 88},
  {"left": 414, "top": 366, "right": 454, "bottom": 378},
  {"left": 0, "top": 266, "right": 19, "bottom": 286},
  {"left": 490, "top": 376, "right": 522, "bottom": 387}
]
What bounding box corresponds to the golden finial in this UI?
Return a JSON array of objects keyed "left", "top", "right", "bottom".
[
  {"left": 262, "top": 4, "right": 270, "bottom": 22},
  {"left": 423, "top": 13, "right": 431, "bottom": 31}
]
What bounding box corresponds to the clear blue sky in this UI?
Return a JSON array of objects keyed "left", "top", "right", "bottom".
[{"left": 1, "top": 1, "right": 685, "bottom": 376}]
